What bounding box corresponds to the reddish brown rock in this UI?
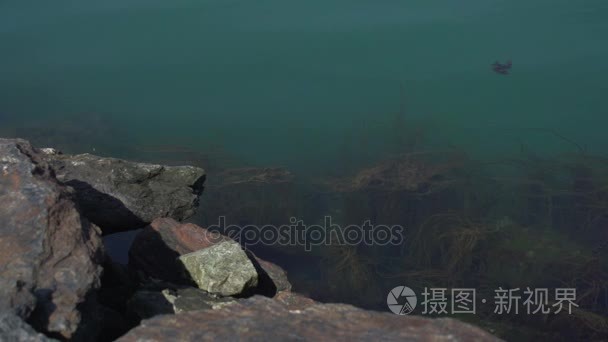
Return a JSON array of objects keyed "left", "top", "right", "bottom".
[
  {"left": 128, "top": 218, "right": 291, "bottom": 294},
  {"left": 149, "top": 217, "right": 228, "bottom": 252},
  {"left": 0, "top": 138, "right": 104, "bottom": 340},
  {"left": 274, "top": 291, "right": 317, "bottom": 310},
  {"left": 253, "top": 258, "right": 292, "bottom": 293},
  {"left": 117, "top": 296, "right": 501, "bottom": 342},
  {"left": 128, "top": 218, "right": 228, "bottom": 283}
]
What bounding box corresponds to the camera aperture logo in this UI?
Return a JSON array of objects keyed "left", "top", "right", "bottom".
[{"left": 387, "top": 286, "right": 417, "bottom": 315}]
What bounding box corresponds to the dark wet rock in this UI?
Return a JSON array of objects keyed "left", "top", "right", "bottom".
[
  {"left": 0, "top": 312, "right": 58, "bottom": 342},
  {"left": 0, "top": 138, "right": 104, "bottom": 340},
  {"left": 126, "top": 291, "right": 175, "bottom": 322},
  {"left": 102, "top": 229, "right": 142, "bottom": 265},
  {"left": 117, "top": 296, "right": 501, "bottom": 342},
  {"left": 128, "top": 218, "right": 291, "bottom": 295},
  {"left": 98, "top": 258, "right": 137, "bottom": 316},
  {"left": 250, "top": 256, "right": 292, "bottom": 294},
  {"left": 97, "top": 306, "right": 130, "bottom": 342},
  {"left": 178, "top": 241, "right": 259, "bottom": 296},
  {"left": 42, "top": 152, "right": 206, "bottom": 234},
  {"left": 126, "top": 287, "right": 236, "bottom": 322}
]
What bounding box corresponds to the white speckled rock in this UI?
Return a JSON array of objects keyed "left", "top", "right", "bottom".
[{"left": 178, "top": 241, "right": 258, "bottom": 296}]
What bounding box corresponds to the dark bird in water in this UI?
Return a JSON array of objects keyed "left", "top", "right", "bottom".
[{"left": 492, "top": 60, "right": 512, "bottom": 75}]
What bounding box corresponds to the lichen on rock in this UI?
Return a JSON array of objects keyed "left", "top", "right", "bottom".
[{"left": 178, "top": 241, "right": 259, "bottom": 296}]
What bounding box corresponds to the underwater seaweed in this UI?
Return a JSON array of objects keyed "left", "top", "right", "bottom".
[
  {"left": 405, "top": 211, "right": 500, "bottom": 283},
  {"left": 331, "top": 151, "right": 465, "bottom": 193},
  {"left": 319, "top": 241, "right": 383, "bottom": 307}
]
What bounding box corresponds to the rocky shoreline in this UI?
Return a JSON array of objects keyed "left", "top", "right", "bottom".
[{"left": 0, "top": 138, "right": 501, "bottom": 341}]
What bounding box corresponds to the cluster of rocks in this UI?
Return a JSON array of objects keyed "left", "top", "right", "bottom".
[
  {"left": 123, "top": 217, "right": 292, "bottom": 319},
  {"left": 0, "top": 138, "right": 501, "bottom": 341}
]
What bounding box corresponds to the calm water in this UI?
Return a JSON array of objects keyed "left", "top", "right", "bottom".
[
  {"left": 1, "top": 0, "right": 607, "bottom": 171},
  {"left": 2, "top": 1, "right": 608, "bottom": 340}
]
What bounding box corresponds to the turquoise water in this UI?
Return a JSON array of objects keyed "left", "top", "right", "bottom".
[
  {"left": 3, "top": 2, "right": 608, "bottom": 339},
  {"left": 1, "top": 0, "right": 607, "bottom": 172}
]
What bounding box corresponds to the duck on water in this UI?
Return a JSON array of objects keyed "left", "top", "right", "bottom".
[{"left": 492, "top": 60, "right": 512, "bottom": 75}]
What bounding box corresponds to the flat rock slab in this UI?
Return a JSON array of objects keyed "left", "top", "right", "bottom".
[
  {"left": 126, "top": 287, "right": 236, "bottom": 321},
  {"left": 43, "top": 152, "right": 205, "bottom": 234},
  {"left": 170, "top": 287, "right": 236, "bottom": 312},
  {"left": 0, "top": 139, "right": 103, "bottom": 340},
  {"left": 178, "top": 241, "right": 258, "bottom": 296},
  {"left": 118, "top": 296, "right": 502, "bottom": 342}
]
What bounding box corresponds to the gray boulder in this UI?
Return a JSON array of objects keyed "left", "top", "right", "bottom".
[
  {"left": 0, "top": 312, "right": 58, "bottom": 342},
  {"left": 0, "top": 138, "right": 104, "bottom": 340},
  {"left": 178, "top": 241, "right": 258, "bottom": 296},
  {"left": 42, "top": 152, "right": 206, "bottom": 234}
]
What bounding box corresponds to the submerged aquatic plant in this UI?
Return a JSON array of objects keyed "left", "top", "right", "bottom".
[
  {"left": 405, "top": 211, "right": 500, "bottom": 283},
  {"left": 319, "top": 240, "right": 383, "bottom": 307},
  {"left": 331, "top": 151, "right": 465, "bottom": 193}
]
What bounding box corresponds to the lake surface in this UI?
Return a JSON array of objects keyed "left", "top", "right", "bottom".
[
  {"left": 1, "top": 0, "right": 607, "bottom": 170},
  {"left": 2, "top": 1, "right": 608, "bottom": 340}
]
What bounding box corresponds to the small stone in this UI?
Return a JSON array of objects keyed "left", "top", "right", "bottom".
[
  {"left": 178, "top": 241, "right": 258, "bottom": 296},
  {"left": 39, "top": 147, "right": 62, "bottom": 155}
]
